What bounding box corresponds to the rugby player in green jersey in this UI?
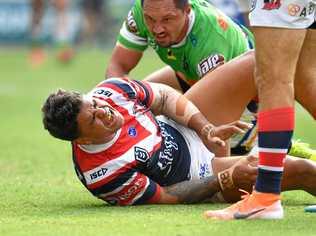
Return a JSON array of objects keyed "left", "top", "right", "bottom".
[
  {"left": 106, "top": 0, "right": 315, "bottom": 159},
  {"left": 106, "top": 0, "right": 254, "bottom": 155},
  {"left": 107, "top": 0, "right": 253, "bottom": 90}
]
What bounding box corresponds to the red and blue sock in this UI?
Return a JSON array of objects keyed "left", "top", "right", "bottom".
[{"left": 255, "top": 107, "right": 295, "bottom": 194}]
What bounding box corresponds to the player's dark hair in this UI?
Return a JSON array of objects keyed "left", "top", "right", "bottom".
[
  {"left": 42, "top": 89, "right": 82, "bottom": 141},
  {"left": 141, "top": 0, "right": 188, "bottom": 9}
]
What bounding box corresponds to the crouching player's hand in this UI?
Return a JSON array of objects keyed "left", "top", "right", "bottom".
[
  {"left": 217, "top": 155, "right": 258, "bottom": 191},
  {"left": 199, "top": 120, "right": 253, "bottom": 154}
]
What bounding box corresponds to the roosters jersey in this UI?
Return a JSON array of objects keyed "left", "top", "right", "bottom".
[{"left": 71, "top": 78, "right": 191, "bottom": 206}]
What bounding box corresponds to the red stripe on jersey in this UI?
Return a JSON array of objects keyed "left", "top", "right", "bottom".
[
  {"left": 105, "top": 172, "right": 148, "bottom": 206},
  {"left": 258, "top": 152, "right": 286, "bottom": 167},
  {"left": 258, "top": 107, "right": 295, "bottom": 132}
]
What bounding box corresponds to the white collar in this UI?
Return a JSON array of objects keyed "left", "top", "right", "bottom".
[{"left": 171, "top": 9, "right": 195, "bottom": 48}]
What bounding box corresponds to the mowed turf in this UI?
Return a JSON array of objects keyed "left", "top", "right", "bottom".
[{"left": 0, "top": 48, "right": 315, "bottom": 236}]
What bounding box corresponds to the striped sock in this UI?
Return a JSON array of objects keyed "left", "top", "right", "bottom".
[{"left": 255, "top": 107, "right": 295, "bottom": 194}]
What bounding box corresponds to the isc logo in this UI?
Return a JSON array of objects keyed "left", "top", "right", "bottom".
[
  {"left": 90, "top": 167, "right": 108, "bottom": 180},
  {"left": 94, "top": 89, "right": 113, "bottom": 97}
]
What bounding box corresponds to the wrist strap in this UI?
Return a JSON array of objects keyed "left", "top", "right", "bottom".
[
  {"left": 200, "top": 123, "right": 215, "bottom": 138},
  {"left": 217, "top": 169, "right": 235, "bottom": 190}
]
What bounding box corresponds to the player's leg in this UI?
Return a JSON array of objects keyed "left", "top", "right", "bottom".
[
  {"left": 254, "top": 26, "right": 304, "bottom": 198},
  {"left": 294, "top": 29, "right": 316, "bottom": 120},
  {"left": 184, "top": 50, "right": 257, "bottom": 126},
  {"left": 52, "top": 0, "right": 74, "bottom": 62},
  {"left": 144, "top": 66, "right": 184, "bottom": 91},
  {"left": 204, "top": 26, "right": 307, "bottom": 220},
  {"left": 29, "top": 0, "right": 46, "bottom": 66}
]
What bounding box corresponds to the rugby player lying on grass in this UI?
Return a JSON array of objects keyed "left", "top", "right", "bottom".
[{"left": 42, "top": 77, "right": 316, "bottom": 206}]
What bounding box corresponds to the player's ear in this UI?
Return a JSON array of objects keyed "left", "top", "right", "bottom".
[
  {"left": 75, "top": 137, "right": 92, "bottom": 145},
  {"left": 184, "top": 3, "right": 191, "bottom": 14}
]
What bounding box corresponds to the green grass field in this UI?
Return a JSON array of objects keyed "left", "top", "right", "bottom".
[{"left": 0, "top": 48, "right": 315, "bottom": 236}]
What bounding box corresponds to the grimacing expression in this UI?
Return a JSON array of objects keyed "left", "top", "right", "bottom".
[
  {"left": 143, "top": 0, "right": 190, "bottom": 47},
  {"left": 75, "top": 97, "right": 124, "bottom": 145}
]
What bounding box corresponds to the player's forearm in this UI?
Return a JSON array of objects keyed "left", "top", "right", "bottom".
[
  {"left": 106, "top": 44, "right": 143, "bottom": 79},
  {"left": 105, "top": 63, "right": 129, "bottom": 78},
  {"left": 161, "top": 176, "right": 221, "bottom": 204},
  {"left": 150, "top": 83, "right": 211, "bottom": 134}
]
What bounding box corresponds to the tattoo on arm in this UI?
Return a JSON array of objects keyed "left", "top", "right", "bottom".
[{"left": 164, "top": 176, "right": 220, "bottom": 204}]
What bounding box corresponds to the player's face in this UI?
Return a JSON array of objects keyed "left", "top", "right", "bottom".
[
  {"left": 75, "top": 97, "right": 124, "bottom": 145},
  {"left": 143, "top": 0, "right": 190, "bottom": 47}
]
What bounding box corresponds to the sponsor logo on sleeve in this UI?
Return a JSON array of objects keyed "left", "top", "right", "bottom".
[
  {"left": 197, "top": 54, "right": 225, "bottom": 78},
  {"left": 262, "top": 0, "right": 281, "bottom": 10},
  {"left": 117, "top": 177, "right": 146, "bottom": 201},
  {"left": 93, "top": 88, "right": 113, "bottom": 97},
  {"left": 288, "top": 3, "right": 301, "bottom": 16},
  {"left": 217, "top": 16, "right": 228, "bottom": 31},
  {"left": 199, "top": 163, "right": 211, "bottom": 179},
  {"left": 90, "top": 167, "right": 108, "bottom": 181},
  {"left": 126, "top": 10, "right": 138, "bottom": 34},
  {"left": 298, "top": 2, "right": 315, "bottom": 17}
]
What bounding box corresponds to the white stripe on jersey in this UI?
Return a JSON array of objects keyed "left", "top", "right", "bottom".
[
  {"left": 258, "top": 147, "right": 288, "bottom": 154},
  {"left": 120, "top": 23, "right": 148, "bottom": 46},
  {"left": 258, "top": 165, "right": 284, "bottom": 172}
]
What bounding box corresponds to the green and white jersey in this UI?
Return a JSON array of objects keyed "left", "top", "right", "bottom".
[{"left": 118, "top": 0, "right": 254, "bottom": 86}]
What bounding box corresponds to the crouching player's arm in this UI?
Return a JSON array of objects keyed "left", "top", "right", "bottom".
[{"left": 148, "top": 82, "right": 252, "bottom": 153}]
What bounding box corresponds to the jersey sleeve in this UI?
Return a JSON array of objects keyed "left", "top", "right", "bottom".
[
  {"left": 117, "top": 2, "right": 148, "bottom": 52},
  {"left": 130, "top": 79, "right": 155, "bottom": 108},
  {"left": 100, "top": 172, "right": 161, "bottom": 206},
  {"left": 86, "top": 168, "right": 161, "bottom": 206},
  {"left": 72, "top": 144, "right": 162, "bottom": 206},
  {"left": 92, "top": 77, "right": 154, "bottom": 108}
]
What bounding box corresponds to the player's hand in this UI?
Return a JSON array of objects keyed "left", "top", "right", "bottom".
[
  {"left": 199, "top": 121, "right": 253, "bottom": 151},
  {"left": 231, "top": 155, "right": 258, "bottom": 187},
  {"left": 217, "top": 155, "right": 258, "bottom": 190}
]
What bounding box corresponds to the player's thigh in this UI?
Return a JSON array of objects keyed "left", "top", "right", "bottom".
[
  {"left": 144, "top": 66, "right": 182, "bottom": 91},
  {"left": 185, "top": 51, "right": 257, "bottom": 125},
  {"left": 281, "top": 156, "right": 315, "bottom": 190},
  {"left": 295, "top": 29, "right": 316, "bottom": 119},
  {"left": 252, "top": 27, "right": 306, "bottom": 108}
]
